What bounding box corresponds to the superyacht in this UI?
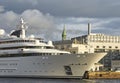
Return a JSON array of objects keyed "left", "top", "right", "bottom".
[{"left": 0, "top": 18, "right": 106, "bottom": 78}]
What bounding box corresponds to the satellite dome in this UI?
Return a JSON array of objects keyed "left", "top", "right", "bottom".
[
  {"left": 29, "top": 35, "right": 35, "bottom": 38},
  {"left": 48, "top": 41, "right": 54, "bottom": 47},
  {"left": 0, "top": 29, "right": 5, "bottom": 35}
]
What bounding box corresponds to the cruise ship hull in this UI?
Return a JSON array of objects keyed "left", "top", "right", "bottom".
[{"left": 0, "top": 53, "right": 106, "bottom": 78}]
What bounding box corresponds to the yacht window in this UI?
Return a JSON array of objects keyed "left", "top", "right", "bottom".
[
  {"left": 43, "top": 53, "right": 45, "bottom": 55},
  {"left": 0, "top": 40, "right": 36, "bottom": 44},
  {"left": 0, "top": 46, "right": 45, "bottom": 50},
  {"left": 60, "top": 53, "right": 64, "bottom": 55}
]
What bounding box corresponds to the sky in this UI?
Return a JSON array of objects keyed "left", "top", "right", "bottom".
[{"left": 0, "top": 0, "right": 120, "bottom": 40}]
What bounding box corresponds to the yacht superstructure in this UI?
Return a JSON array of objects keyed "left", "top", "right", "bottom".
[{"left": 0, "top": 18, "right": 106, "bottom": 78}]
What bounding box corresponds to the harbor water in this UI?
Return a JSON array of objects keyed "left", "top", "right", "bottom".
[{"left": 0, "top": 78, "right": 119, "bottom": 83}]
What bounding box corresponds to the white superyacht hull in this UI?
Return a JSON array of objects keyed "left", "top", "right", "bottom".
[{"left": 0, "top": 53, "right": 106, "bottom": 78}]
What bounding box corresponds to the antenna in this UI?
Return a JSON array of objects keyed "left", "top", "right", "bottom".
[{"left": 19, "top": 18, "right": 27, "bottom": 38}]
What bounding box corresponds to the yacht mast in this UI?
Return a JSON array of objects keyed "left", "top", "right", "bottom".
[{"left": 20, "top": 18, "right": 26, "bottom": 39}]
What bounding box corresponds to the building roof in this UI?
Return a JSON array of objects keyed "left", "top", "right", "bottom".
[{"left": 53, "top": 40, "right": 73, "bottom": 45}]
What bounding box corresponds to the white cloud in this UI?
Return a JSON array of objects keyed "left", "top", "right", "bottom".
[
  {"left": 0, "top": 9, "right": 57, "bottom": 40},
  {"left": 0, "top": 8, "right": 119, "bottom": 40},
  {"left": 0, "top": 6, "right": 4, "bottom": 12},
  {"left": 0, "top": 11, "right": 18, "bottom": 29},
  {"left": 21, "top": 9, "right": 55, "bottom": 31}
]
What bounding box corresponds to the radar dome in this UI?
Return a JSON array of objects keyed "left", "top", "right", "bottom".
[
  {"left": 48, "top": 41, "right": 54, "bottom": 47},
  {"left": 0, "top": 29, "right": 5, "bottom": 35},
  {"left": 29, "top": 35, "right": 35, "bottom": 38}
]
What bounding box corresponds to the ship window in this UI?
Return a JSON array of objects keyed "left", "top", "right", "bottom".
[
  {"left": 43, "top": 53, "right": 45, "bottom": 56},
  {"left": 0, "top": 53, "right": 53, "bottom": 57},
  {"left": 46, "top": 47, "right": 53, "bottom": 49},
  {"left": 0, "top": 40, "right": 36, "bottom": 44},
  {"left": 10, "top": 63, "right": 17, "bottom": 65},
  {"left": 4, "top": 70, "right": 6, "bottom": 72},
  {"left": 61, "top": 53, "right": 65, "bottom": 55},
  {"left": 0, "top": 46, "right": 44, "bottom": 50},
  {"left": 39, "top": 53, "right": 42, "bottom": 56},
  {"left": 10, "top": 70, "right": 13, "bottom": 72}
]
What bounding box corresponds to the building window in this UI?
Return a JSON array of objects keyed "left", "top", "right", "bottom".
[
  {"left": 115, "top": 46, "right": 118, "bottom": 49},
  {"left": 109, "top": 46, "right": 112, "bottom": 48},
  {"left": 103, "top": 46, "right": 105, "bottom": 48},
  {"left": 72, "top": 51, "right": 76, "bottom": 54},
  {"left": 96, "top": 46, "right": 99, "bottom": 48}
]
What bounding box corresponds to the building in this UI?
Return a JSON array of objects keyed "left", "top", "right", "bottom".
[
  {"left": 111, "top": 60, "right": 120, "bottom": 71},
  {"left": 53, "top": 23, "right": 120, "bottom": 70},
  {"left": 71, "top": 32, "right": 120, "bottom": 70}
]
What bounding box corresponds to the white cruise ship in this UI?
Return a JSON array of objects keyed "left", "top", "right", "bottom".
[{"left": 0, "top": 18, "right": 106, "bottom": 78}]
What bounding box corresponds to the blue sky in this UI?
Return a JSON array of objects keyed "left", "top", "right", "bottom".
[{"left": 0, "top": 0, "right": 120, "bottom": 40}]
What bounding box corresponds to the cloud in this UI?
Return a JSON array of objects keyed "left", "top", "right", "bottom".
[
  {"left": 0, "top": 7, "right": 120, "bottom": 41},
  {"left": 21, "top": 9, "right": 55, "bottom": 31},
  {"left": 21, "top": 9, "right": 59, "bottom": 40},
  {"left": 0, "top": 6, "right": 4, "bottom": 12},
  {"left": 1, "top": 0, "right": 120, "bottom": 17},
  {"left": 0, "top": 11, "right": 18, "bottom": 29},
  {"left": 55, "top": 17, "right": 120, "bottom": 39},
  {"left": 0, "top": 9, "right": 59, "bottom": 40}
]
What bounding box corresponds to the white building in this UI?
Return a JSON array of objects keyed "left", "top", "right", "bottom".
[
  {"left": 53, "top": 23, "right": 120, "bottom": 70},
  {"left": 73, "top": 33, "right": 120, "bottom": 53},
  {"left": 54, "top": 39, "right": 94, "bottom": 54}
]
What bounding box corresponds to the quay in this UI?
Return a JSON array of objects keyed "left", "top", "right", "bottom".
[{"left": 83, "top": 71, "right": 120, "bottom": 79}]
